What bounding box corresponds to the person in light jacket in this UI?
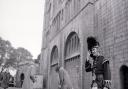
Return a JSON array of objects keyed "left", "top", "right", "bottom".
[{"left": 56, "top": 66, "right": 74, "bottom": 89}]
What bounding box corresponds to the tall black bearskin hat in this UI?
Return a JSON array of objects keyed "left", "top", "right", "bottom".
[{"left": 87, "top": 36, "right": 100, "bottom": 51}]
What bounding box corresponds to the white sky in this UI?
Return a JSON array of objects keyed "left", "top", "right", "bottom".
[{"left": 0, "top": 0, "right": 45, "bottom": 59}]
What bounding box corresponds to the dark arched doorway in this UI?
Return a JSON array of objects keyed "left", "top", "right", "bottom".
[
  {"left": 64, "top": 32, "right": 80, "bottom": 89},
  {"left": 50, "top": 46, "right": 59, "bottom": 89},
  {"left": 120, "top": 65, "right": 128, "bottom": 89},
  {"left": 20, "top": 73, "right": 25, "bottom": 87}
]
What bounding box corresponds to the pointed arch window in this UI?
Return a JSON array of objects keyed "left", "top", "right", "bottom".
[
  {"left": 65, "top": 32, "right": 80, "bottom": 59},
  {"left": 51, "top": 46, "right": 58, "bottom": 66}
]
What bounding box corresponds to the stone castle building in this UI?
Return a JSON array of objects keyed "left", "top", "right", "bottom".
[
  {"left": 40, "top": 0, "right": 128, "bottom": 89},
  {"left": 15, "top": 60, "right": 38, "bottom": 88}
]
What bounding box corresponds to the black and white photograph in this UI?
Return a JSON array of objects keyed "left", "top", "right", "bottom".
[{"left": 0, "top": 0, "right": 128, "bottom": 89}]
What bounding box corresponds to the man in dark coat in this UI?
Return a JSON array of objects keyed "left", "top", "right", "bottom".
[{"left": 85, "top": 36, "right": 111, "bottom": 89}]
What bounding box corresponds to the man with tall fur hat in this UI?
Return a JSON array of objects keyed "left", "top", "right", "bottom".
[{"left": 85, "top": 36, "right": 111, "bottom": 89}]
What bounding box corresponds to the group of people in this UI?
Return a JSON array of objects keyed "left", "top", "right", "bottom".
[
  {"left": 0, "top": 70, "right": 12, "bottom": 89},
  {"left": 55, "top": 36, "right": 111, "bottom": 89}
]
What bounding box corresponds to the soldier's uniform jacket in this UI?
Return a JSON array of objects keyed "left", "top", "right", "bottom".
[{"left": 85, "top": 56, "right": 111, "bottom": 89}]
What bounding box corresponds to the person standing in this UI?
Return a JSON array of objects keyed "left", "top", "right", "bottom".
[
  {"left": 20, "top": 73, "right": 25, "bottom": 87},
  {"left": 1, "top": 70, "right": 11, "bottom": 89},
  {"left": 55, "top": 66, "right": 73, "bottom": 89},
  {"left": 85, "top": 36, "right": 111, "bottom": 89}
]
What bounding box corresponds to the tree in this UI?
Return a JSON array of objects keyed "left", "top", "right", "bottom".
[
  {"left": 0, "top": 37, "right": 18, "bottom": 70},
  {"left": 0, "top": 38, "right": 11, "bottom": 65},
  {"left": 5, "top": 47, "right": 18, "bottom": 68},
  {"left": 34, "top": 53, "right": 41, "bottom": 64},
  {"left": 16, "top": 47, "right": 33, "bottom": 63},
  {"left": 0, "top": 37, "right": 33, "bottom": 71}
]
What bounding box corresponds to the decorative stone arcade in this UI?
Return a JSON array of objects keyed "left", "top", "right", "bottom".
[{"left": 64, "top": 32, "right": 80, "bottom": 89}]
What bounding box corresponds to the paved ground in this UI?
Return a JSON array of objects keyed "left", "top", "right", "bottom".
[
  {"left": 8, "top": 87, "right": 22, "bottom": 89},
  {"left": 0, "top": 87, "right": 22, "bottom": 89}
]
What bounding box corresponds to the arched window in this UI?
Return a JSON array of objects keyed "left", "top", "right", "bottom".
[
  {"left": 50, "top": 46, "right": 59, "bottom": 89},
  {"left": 65, "top": 32, "right": 80, "bottom": 58},
  {"left": 64, "top": 32, "right": 80, "bottom": 89},
  {"left": 120, "top": 65, "right": 128, "bottom": 89},
  {"left": 51, "top": 46, "right": 58, "bottom": 66}
]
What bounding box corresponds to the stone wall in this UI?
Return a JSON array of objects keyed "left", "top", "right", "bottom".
[{"left": 41, "top": 0, "right": 128, "bottom": 89}]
